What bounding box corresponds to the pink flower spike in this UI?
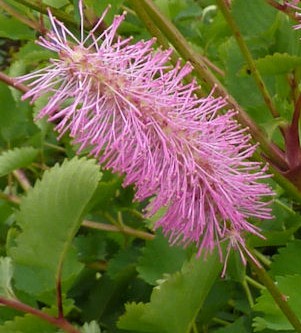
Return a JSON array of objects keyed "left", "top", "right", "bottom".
[{"left": 16, "top": 1, "right": 274, "bottom": 269}]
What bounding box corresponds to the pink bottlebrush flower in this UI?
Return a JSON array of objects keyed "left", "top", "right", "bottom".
[
  {"left": 17, "top": 2, "right": 273, "bottom": 265},
  {"left": 285, "top": 1, "right": 301, "bottom": 29}
]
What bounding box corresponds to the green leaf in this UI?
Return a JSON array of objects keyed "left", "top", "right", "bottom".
[
  {"left": 0, "top": 313, "right": 56, "bottom": 333},
  {"left": 107, "top": 246, "right": 140, "bottom": 280},
  {"left": 9, "top": 157, "right": 101, "bottom": 300},
  {"left": 81, "top": 321, "right": 101, "bottom": 333},
  {"left": 253, "top": 275, "right": 301, "bottom": 331},
  {"left": 241, "top": 53, "right": 301, "bottom": 76},
  {"left": 214, "top": 316, "right": 252, "bottom": 333},
  {"left": 136, "top": 231, "right": 187, "bottom": 285},
  {"left": 0, "top": 147, "right": 39, "bottom": 177},
  {"left": 118, "top": 250, "right": 222, "bottom": 333},
  {"left": 43, "top": 0, "right": 69, "bottom": 9},
  {"left": 0, "top": 13, "right": 34, "bottom": 40},
  {"left": 74, "top": 233, "right": 107, "bottom": 264},
  {"left": 232, "top": 0, "right": 277, "bottom": 39},
  {"left": 270, "top": 240, "right": 301, "bottom": 277},
  {"left": 0, "top": 257, "right": 15, "bottom": 299}
]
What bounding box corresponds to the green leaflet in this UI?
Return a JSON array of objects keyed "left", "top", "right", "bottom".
[
  {"left": 118, "top": 250, "right": 222, "bottom": 333},
  {"left": 0, "top": 313, "right": 56, "bottom": 333},
  {"left": 136, "top": 231, "right": 187, "bottom": 285},
  {"left": 253, "top": 275, "right": 301, "bottom": 332},
  {"left": 231, "top": 0, "right": 277, "bottom": 39},
  {"left": 270, "top": 240, "right": 301, "bottom": 277},
  {"left": 0, "top": 13, "right": 34, "bottom": 40},
  {"left": 0, "top": 147, "right": 39, "bottom": 177},
  {"left": 81, "top": 321, "right": 101, "bottom": 333},
  {"left": 9, "top": 157, "right": 101, "bottom": 301},
  {"left": 240, "top": 53, "right": 301, "bottom": 76}
]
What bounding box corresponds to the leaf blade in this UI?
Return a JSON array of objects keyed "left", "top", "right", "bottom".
[{"left": 9, "top": 157, "right": 101, "bottom": 300}]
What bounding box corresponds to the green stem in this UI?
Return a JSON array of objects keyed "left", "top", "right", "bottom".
[
  {"left": 245, "top": 275, "right": 265, "bottom": 290},
  {"left": 82, "top": 220, "right": 155, "bottom": 241},
  {"left": 242, "top": 279, "right": 254, "bottom": 307},
  {"left": 12, "top": 0, "right": 79, "bottom": 29},
  {"left": 0, "top": 191, "right": 21, "bottom": 205},
  {"left": 12, "top": 170, "right": 31, "bottom": 191},
  {"left": 0, "top": 0, "right": 43, "bottom": 32},
  {"left": 191, "top": 321, "right": 199, "bottom": 333},
  {"left": 0, "top": 297, "right": 81, "bottom": 333},
  {"left": 252, "top": 248, "right": 271, "bottom": 267},
  {"left": 216, "top": 0, "right": 280, "bottom": 119},
  {"left": 131, "top": 0, "right": 287, "bottom": 170},
  {"left": 249, "top": 257, "right": 301, "bottom": 332}
]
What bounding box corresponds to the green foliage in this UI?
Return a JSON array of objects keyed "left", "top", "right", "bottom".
[
  {"left": 0, "top": 147, "right": 39, "bottom": 177},
  {"left": 118, "top": 251, "right": 222, "bottom": 333},
  {"left": 0, "top": 313, "right": 56, "bottom": 333},
  {"left": 0, "top": 13, "right": 34, "bottom": 40},
  {"left": 0, "top": 0, "right": 301, "bottom": 332},
  {"left": 9, "top": 157, "right": 101, "bottom": 301},
  {"left": 136, "top": 231, "right": 187, "bottom": 285},
  {"left": 241, "top": 53, "right": 301, "bottom": 76},
  {"left": 81, "top": 321, "right": 101, "bottom": 333},
  {"left": 270, "top": 240, "right": 301, "bottom": 277},
  {"left": 253, "top": 275, "right": 301, "bottom": 331},
  {"left": 0, "top": 257, "right": 15, "bottom": 299}
]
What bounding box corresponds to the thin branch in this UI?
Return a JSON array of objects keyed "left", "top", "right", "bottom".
[
  {"left": 266, "top": 0, "right": 300, "bottom": 21},
  {"left": 82, "top": 220, "right": 155, "bottom": 241},
  {"left": 245, "top": 275, "right": 265, "bottom": 290},
  {"left": 0, "top": 72, "right": 29, "bottom": 93},
  {"left": 0, "top": 191, "right": 21, "bottom": 204},
  {"left": 0, "top": 0, "right": 44, "bottom": 33},
  {"left": 56, "top": 265, "right": 64, "bottom": 319},
  {"left": 216, "top": 0, "right": 280, "bottom": 120},
  {"left": 285, "top": 92, "right": 301, "bottom": 168},
  {"left": 249, "top": 255, "right": 301, "bottom": 333},
  {"left": 0, "top": 297, "right": 81, "bottom": 333},
  {"left": 12, "top": 170, "right": 31, "bottom": 191},
  {"left": 12, "top": 0, "right": 91, "bottom": 30}
]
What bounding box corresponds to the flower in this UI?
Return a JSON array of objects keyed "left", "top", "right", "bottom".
[
  {"left": 285, "top": 1, "right": 301, "bottom": 29},
  {"left": 17, "top": 2, "right": 273, "bottom": 264}
]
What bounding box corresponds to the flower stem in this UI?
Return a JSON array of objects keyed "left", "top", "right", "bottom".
[
  {"left": 249, "top": 256, "right": 301, "bottom": 332},
  {"left": 133, "top": 0, "right": 288, "bottom": 170},
  {"left": 0, "top": 297, "right": 81, "bottom": 333},
  {"left": 216, "top": 0, "right": 280, "bottom": 119}
]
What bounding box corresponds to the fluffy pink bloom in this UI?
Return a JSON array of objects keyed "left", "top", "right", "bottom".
[
  {"left": 285, "top": 1, "right": 301, "bottom": 29},
  {"left": 17, "top": 3, "right": 273, "bottom": 264}
]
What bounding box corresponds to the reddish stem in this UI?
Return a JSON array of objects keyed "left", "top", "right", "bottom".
[
  {"left": 266, "top": 0, "right": 301, "bottom": 22},
  {"left": 285, "top": 93, "right": 301, "bottom": 169},
  {"left": 0, "top": 297, "right": 81, "bottom": 333},
  {"left": 0, "top": 72, "right": 29, "bottom": 93}
]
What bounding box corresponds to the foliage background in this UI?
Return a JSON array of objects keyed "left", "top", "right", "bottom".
[{"left": 1, "top": 0, "right": 301, "bottom": 332}]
